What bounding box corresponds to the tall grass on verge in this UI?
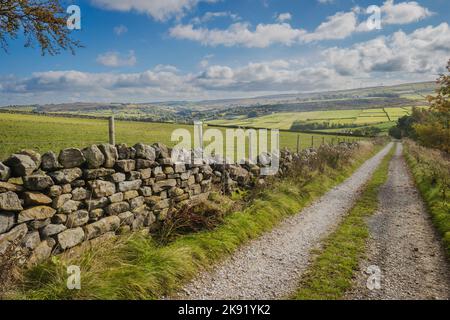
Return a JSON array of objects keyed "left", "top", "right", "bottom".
[
  {"left": 403, "top": 139, "right": 450, "bottom": 256},
  {"left": 293, "top": 143, "right": 395, "bottom": 300},
  {"left": 10, "top": 141, "right": 384, "bottom": 300}
]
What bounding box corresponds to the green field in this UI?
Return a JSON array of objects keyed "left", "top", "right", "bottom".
[
  {"left": 207, "top": 106, "right": 423, "bottom": 131},
  {"left": 0, "top": 113, "right": 361, "bottom": 160}
]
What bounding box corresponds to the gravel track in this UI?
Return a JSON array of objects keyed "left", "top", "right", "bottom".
[
  {"left": 346, "top": 143, "right": 450, "bottom": 300},
  {"left": 175, "top": 143, "right": 394, "bottom": 300}
]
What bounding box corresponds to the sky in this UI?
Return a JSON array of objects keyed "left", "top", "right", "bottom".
[{"left": 0, "top": 0, "right": 449, "bottom": 105}]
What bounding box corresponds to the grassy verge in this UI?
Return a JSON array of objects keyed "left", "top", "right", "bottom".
[
  {"left": 403, "top": 140, "right": 450, "bottom": 257},
  {"left": 9, "top": 143, "right": 385, "bottom": 300},
  {"left": 293, "top": 143, "right": 395, "bottom": 300}
]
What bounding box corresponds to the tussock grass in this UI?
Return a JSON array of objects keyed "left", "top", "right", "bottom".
[
  {"left": 293, "top": 143, "right": 395, "bottom": 300},
  {"left": 9, "top": 144, "right": 381, "bottom": 300},
  {"left": 403, "top": 140, "right": 450, "bottom": 257}
]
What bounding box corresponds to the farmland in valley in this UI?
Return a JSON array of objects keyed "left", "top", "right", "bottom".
[{"left": 207, "top": 106, "right": 427, "bottom": 132}]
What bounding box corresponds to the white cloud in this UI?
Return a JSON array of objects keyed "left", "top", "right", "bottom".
[
  {"left": 381, "top": 0, "right": 433, "bottom": 25},
  {"left": 303, "top": 11, "right": 357, "bottom": 42},
  {"left": 90, "top": 0, "right": 218, "bottom": 21},
  {"left": 191, "top": 11, "right": 240, "bottom": 24},
  {"left": 113, "top": 25, "right": 128, "bottom": 36},
  {"left": 317, "top": 0, "right": 334, "bottom": 4},
  {"left": 276, "top": 13, "right": 292, "bottom": 23},
  {"left": 324, "top": 23, "right": 450, "bottom": 76},
  {"left": 169, "top": 1, "right": 433, "bottom": 47},
  {"left": 96, "top": 51, "right": 137, "bottom": 67},
  {"left": 169, "top": 22, "right": 306, "bottom": 48}
]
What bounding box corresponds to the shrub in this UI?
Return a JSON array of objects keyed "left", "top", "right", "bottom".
[{"left": 154, "top": 201, "right": 225, "bottom": 245}]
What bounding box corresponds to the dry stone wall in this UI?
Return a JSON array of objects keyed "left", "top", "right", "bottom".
[{"left": 0, "top": 142, "right": 271, "bottom": 265}]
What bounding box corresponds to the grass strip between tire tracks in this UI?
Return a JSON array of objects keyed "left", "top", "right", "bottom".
[{"left": 293, "top": 143, "right": 395, "bottom": 300}]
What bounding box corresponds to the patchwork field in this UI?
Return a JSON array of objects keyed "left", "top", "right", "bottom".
[
  {"left": 0, "top": 113, "right": 361, "bottom": 160},
  {"left": 208, "top": 106, "right": 423, "bottom": 131}
]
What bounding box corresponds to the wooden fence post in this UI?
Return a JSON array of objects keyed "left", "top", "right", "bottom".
[
  {"left": 311, "top": 136, "right": 314, "bottom": 148},
  {"left": 296, "top": 135, "right": 300, "bottom": 153},
  {"left": 109, "top": 116, "right": 116, "bottom": 145}
]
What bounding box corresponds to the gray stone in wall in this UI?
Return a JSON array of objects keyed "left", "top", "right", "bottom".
[
  {"left": 28, "top": 218, "right": 51, "bottom": 230},
  {"left": 0, "top": 223, "right": 28, "bottom": 254},
  {"left": 153, "top": 166, "right": 163, "bottom": 176},
  {"left": 61, "top": 184, "right": 72, "bottom": 194},
  {"left": 89, "top": 208, "right": 104, "bottom": 220},
  {"left": 134, "top": 143, "right": 156, "bottom": 161},
  {"left": 115, "top": 160, "right": 136, "bottom": 173},
  {"left": 98, "top": 144, "right": 118, "bottom": 168},
  {"left": 53, "top": 193, "right": 72, "bottom": 209},
  {"left": 89, "top": 180, "right": 116, "bottom": 198},
  {"left": 153, "top": 199, "right": 170, "bottom": 210},
  {"left": 164, "top": 166, "right": 174, "bottom": 174},
  {"left": 57, "top": 227, "right": 85, "bottom": 250},
  {"left": 130, "top": 196, "right": 144, "bottom": 210},
  {"left": 28, "top": 239, "right": 55, "bottom": 265},
  {"left": 108, "top": 192, "right": 124, "bottom": 203},
  {"left": 123, "top": 190, "right": 139, "bottom": 201},
  {"left": 71, "top": 180, "right": 85, "bottom": 188},
  {"left": 174, "top": 164, "right": 186, "bottom": 173},
  {"left": 187, "top": 175, "right": 196, "bottom": 186},
  {"left": 18, "top": 150, "right": 41, "bottom": 168},
  {"left": 139, "top": 168, "right": 152, "bottom": 180},
  {"left": 85, "top": 197, "right": 109, "bottom": 210},
  {"left": 72, "top": 187, "right": 89, "bottom": 201},
  {"left": 136, "top": 159, "right": 153, "bottom": 169},
  {"left": 142, "top": 178, "right": 155, "bottom": 186},
  {"left": 106, "top": 201, "right": 130, "bottom": 215},
  {"left": 152, "top": 179, "right": 177, "bottom": 193},
  {"left": 49, "top": 168, "right": 82, "bottom": 184},
  {"left": 144, "top": 212, "right": 156, "bottom": 227},
  {"left": 41, "top": 151, "right": 62, "bottom": 171},
  {"left": 59, "top": 148, "right": 85, "bottom": 169},
  {"left": 84, "top": 216, "right": 120, "bottom": 240},
  {"left": 83, "top": 168, "right": 115, "bottom": 180},
  {"left": 23, "top": 192, "right": 52, "bottom": 206},
  {"left": 66, "top": 210, "right": 89, "bottom": 228},
  {"left": 126, "top": 171, "right": 141, "bottom": 181},
  {"left": 82, "top": 145, "right": 105, "bottom": 169},
  {"left": 22, "top": 231, "right": 41, "bottom": 250},
  {"left": 118, "top": 180, "right": 142, "bottom": 192},
  {"left": 180, "top": 172, "right": 191, "bottom": 181},
  {"left": 117, "top": 144, "right": 135, "bottom": 160},
  {"left": 52, "top": 214, "right": 67, "bottom": 225},
  {"left": 110, "top": 172, "right": 126, "bottom": 183},
  {"left": 58, "top": 200, "right": 82, "bottom": 214},
  {"left": 0, "top": 181, "right": 23, "bottom": 193},
  {"left": 169, "top": 187, "right": 184, "bottom": 197},
  {"left": 0, "top": 212, "right": 15, "bottom": 234},
  {"left": 152, "top": 142, "right": 170, "bottom": 159},
  {"left": 118, "top": 211, "right": 134, "bottom": 225},
  {"left": 0, "top": 162, "right": 11, "bottom": 181},
  {"left": 0, "top": 191, "right": 23, "bottom": 211},
  {"left": 144, "top": 196, "right": 160, "bottom": 206},
  {"left": 4, "top": 154, "right": 37, "bottom": 176},
  {"left": 48, "top": 185, "right": 62, "bottom": 197},
  {"left": 41, "top": 224, "right": 67, "bottom": 238},
  {"left": 23, "top": 175, "right": 54, "bottom": 191},
  {"left": 139, "top": 187, "right": 152, "bottom": 197},
  {"left": 18, "top": 206, "right": 56, "bottom": 223}
]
